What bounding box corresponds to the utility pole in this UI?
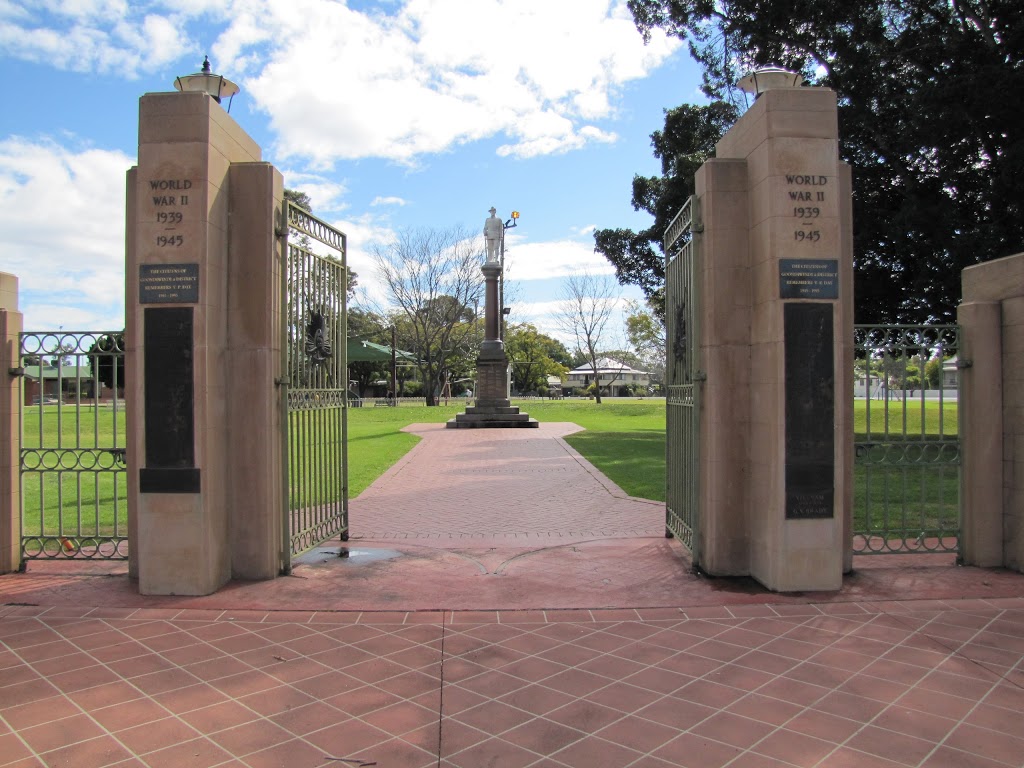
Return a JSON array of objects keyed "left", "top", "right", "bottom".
[{"left": 390, "top": 325, "right": 397, "bottom": 405}]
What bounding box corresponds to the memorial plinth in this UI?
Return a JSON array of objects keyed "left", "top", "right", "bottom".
[{"left": 448, "top": 261, "right": 537, "bottom": 429}]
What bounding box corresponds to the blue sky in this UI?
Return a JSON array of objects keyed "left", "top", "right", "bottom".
[{"left": 0, "top": 0, "right": 707, "bottom": 345}]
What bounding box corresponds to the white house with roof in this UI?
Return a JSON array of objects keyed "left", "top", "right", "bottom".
[{"left": 565, "top": 358, "right": 650, "bottom": 396}]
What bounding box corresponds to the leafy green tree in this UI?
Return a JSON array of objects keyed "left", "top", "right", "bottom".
[
  {"left": 88, "top": 332, "right": 124, "bottom": 391},
  {"left": 624, "top": 299, "right": 666, "bottom": 385},
  {"left": 593, "top": 101, "right": 737, "bottom": 320},
  {"left": 621, "top": 0, "right": 1023, "bottom": 322},
  {"left": 371, "top": 227, "right": 484, "bottom": 406},
  {"left": 505, "top": 324, "right": 570, "bottom": 393}
]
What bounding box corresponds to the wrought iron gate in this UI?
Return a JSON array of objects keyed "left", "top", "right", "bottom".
[
  {"left": 853, "top": 325, "right": 960, "bottom": 555},
  {"left": 280, "top": 202, "right": 349, "bottom": 573},
  {"left": 18, "top": 331, "right": 127, "bottom": 560},
  {"left": 664, "top": 196, "right": 702, "bottom": 564}
]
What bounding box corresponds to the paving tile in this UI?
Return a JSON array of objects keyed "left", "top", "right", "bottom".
[
  {"left": 500, "top": 716, "right": 585, "bottom": 755},
  {"left": 89, "top": 697, "right": 174, "bottom": 732},
  {"left": 652, "top": 731, "right": 743, "bottom": 767},
  {"left": 784, "top": 707, "right": 863, "bottom": 743},
  {"left": 1, "top": 696, "right": 83, "bottom": 731},
  {"left": 443, "top": 735, "right": 539, "bottom": 768},
  {"left": 689, "top": 710, "right": 777, "bottom": 749},
  {"left": 753, "top": 729, "right": 836, "bottom": 767},
  {"left": 114, "top": 716, "right": 201, "bottom": 755},
  {"left": 38, "top": 732, "right": 128, "bottom": 768},
  {"left": 943, "top": 723, "right": 1024, "bottom": 766},
  {"left": 207, "top": 719, "right": 293, "bottom": 757},
  {"left": 137, "top": 737, "right": 232, "bottom": 768},
  {"left": 19, "top": 714, "right": 106, "bottom": 755},
  {"left": 594, "top": 713, "right": 680, "bottom": 753}
]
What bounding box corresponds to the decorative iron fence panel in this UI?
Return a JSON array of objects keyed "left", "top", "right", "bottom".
[
  {"left": 18, "top": 331, "right": 128, "bottom": 560},
  {"left": 664, "top": 196, "right": 701, "bottom": 563},
  {"left": 281, "top": 203, "right": 348, "bottom": 573},
  {"left": 853, "top": 324, "right": 960, "bottom": 555}
]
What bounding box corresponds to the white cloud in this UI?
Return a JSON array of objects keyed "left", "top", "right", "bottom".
[
  {"left": 280, "top": 170, "right": 349, "bottom": 214},
  {"left": 371, "top": 196, "right": 407, "bottom": 207},
  {"left": 2, "top": 1, "right": 681, "bottom": 161},
  {"left": 0, "top": 137, "right": 132, "bottom": 329},
  {"left": 224, "top": 0, "right": 681, "bottom": 164},
  {"left": 503, "top": 238, "right": 615, "bottom": 282},
  {"left": 0, "top": 1, "right": 193, "bottom": 75}
]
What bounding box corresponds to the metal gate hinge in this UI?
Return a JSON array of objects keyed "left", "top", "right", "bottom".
[
  {"left": 8, "top": 366, "right": 24, "bottom": 377},
  {"left": 956, "top": 359, "right": 972, "bottom": 369},
  {"left": 274, "top": 377, "right": 289, "bottom": 386},
  {"left": 694, "top": 371, "right": 707, "bottom": 381},
  {"left": 692, "top": 224, "right": 704, "bottom": 234}
]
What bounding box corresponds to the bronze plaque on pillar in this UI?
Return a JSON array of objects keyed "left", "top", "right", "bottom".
[
  {"left": 784, "top": 302, "right": 834, "bottom": 519},
  {"left": 140, "top": 307, "right": 200, "bottom": 493}
]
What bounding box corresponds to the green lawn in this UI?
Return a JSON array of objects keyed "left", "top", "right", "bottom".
[
  {"left": 852, "top": 399, "right": 959, "bottom": 542},
  {"left": 19, "top": 403, "right": 128, "bottom": 553},
  {"left": 18, "top": 397, "right": 959, "bottom": 553}
]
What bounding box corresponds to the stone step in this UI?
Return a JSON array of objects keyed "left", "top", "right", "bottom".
[{"left": 446, "top": 416, "right": 540, "bottom": 429}]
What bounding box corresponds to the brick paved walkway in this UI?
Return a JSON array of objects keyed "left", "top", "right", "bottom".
[
  {"left": 2, "top": 422, "right": 1024, "bottom": 767},
  {"left": 350, "top": 423, "right": 663, "bottom": 542}
]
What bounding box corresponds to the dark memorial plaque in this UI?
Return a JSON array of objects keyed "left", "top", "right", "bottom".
[
  {"left": 140, "top": 307, "right": 200, "bottom": 493},
  {"left": 779, "top": 259, "right": 838, "bottom": 299},
  {"left": 784, "top": 302, "right": 834, "bottom": 519},
  {"left": 139, "top": 263, "right": 199, "bottom": 304}
]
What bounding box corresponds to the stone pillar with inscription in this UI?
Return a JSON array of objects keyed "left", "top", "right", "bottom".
[
  {"left": 694, "top": 83, "right": 852, "bottom": 591},
  {"left": 126, "top": 92, "right": 284, "bottom": 594}
]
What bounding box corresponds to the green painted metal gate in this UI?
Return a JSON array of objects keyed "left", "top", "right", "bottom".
[
  {"left": 280, "top": 203, "right": 349, "bottom": 573},
  {"left": 18, "top": 331, "right": 128, "bottom": 560},
  {"left": 664, "top": 196, "right": 702, "bottom": 564},
  {"left": 853, "top": 325, "right": 960, "bottom": 555}
]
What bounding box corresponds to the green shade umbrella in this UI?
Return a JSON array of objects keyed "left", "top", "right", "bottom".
[{"left": 347, "top": 339, "right": 418, "bottom": 363}]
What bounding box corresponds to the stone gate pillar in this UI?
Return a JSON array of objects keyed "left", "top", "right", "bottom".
[
  {"left": 695, "top": 81, "right": 853, "bottom": 591},
  {"left": 1, "top": 273, "right": 23, "bottom": 574},
  {"left": 126, "top": 92, "right": 284, "bottom": 595}
]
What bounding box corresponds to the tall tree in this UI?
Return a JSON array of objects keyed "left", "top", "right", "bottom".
[
  {"left": 593, "top": 101, "right": 737, "bottom": 321},
  {"left": 371, "top": 227, "right": 484, "bottom": 406},
  {"left": 88, "top": 332, "right": 124, "bottom": 391},
  {"left": 505, "top": 324, "right": 571, "bottom": 394},
  {"left": 623, "top": 0, "right": 1024, "bottom": 322},
  {"left": 624, "top": 299, "right": 666, "bottom": 386},
  {"left": 555, "top": 271, "right": 620, "bottom": 405}
]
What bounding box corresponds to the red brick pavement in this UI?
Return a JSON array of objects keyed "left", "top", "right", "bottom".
[
  {"left": 350, "top": 422, "right": 664, "bottom": 542},
  {"left": 3, "top": 421, "right": 1024, "bottom": 768}
]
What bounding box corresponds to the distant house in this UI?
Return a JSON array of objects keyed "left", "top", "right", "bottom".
[
  {"left": 565, "top": 358, "right": 650, "bottom": 396},
  {"left": 22, "top": 363, "right": 119, "bottom": 405}
]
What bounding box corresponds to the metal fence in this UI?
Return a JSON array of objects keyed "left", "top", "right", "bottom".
[
  {"left": 852, "top": 324, "right": 960, "bottom": 555},
  {"left": 664, "top": 196, "right": 702, "bottom": 562},
  {"left": 280, "top": 203, "right": 349, "bottom": 573},
  {"left": 18, "top": 331, "right": 128, "bottom": 560}
]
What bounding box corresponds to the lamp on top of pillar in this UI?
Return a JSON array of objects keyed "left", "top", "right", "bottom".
[
  {"left": 174, "top": 56, "right": 240, "bottom": 112},
  {"left": 738, "top": 66, "right": 805, "bottom": 98}
]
